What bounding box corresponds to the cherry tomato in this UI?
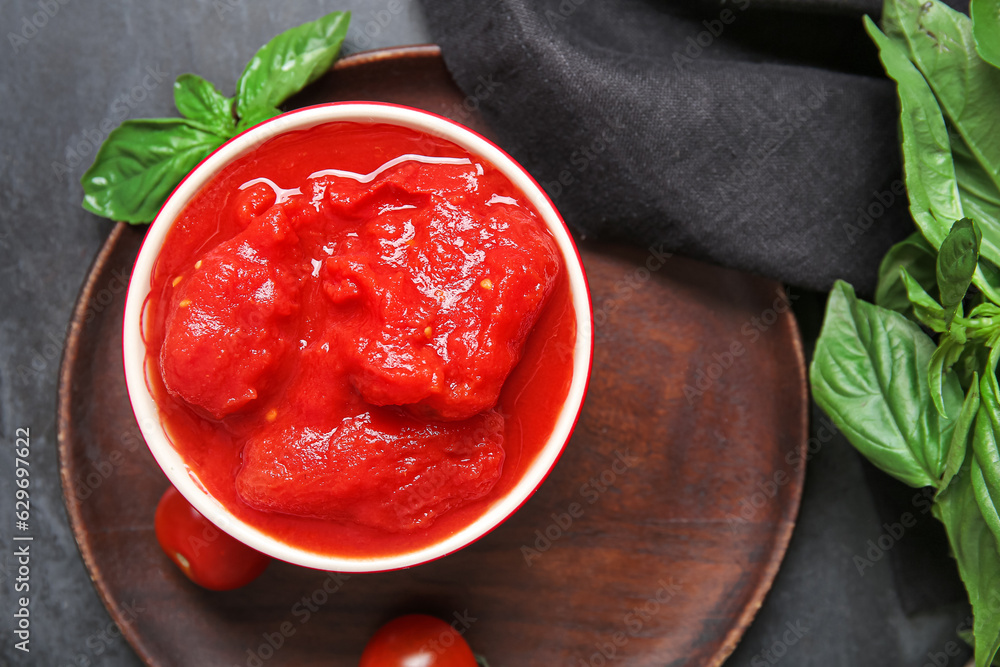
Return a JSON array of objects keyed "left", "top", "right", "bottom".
[
  {"left": 154, "top": 485, "right": 270, "bottom": 591},
  {"left": 360, "top": 614, "right": 478, "bottom": 667}
]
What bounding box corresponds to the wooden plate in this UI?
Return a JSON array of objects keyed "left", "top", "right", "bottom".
[{"left": 57, "top": 45, "right": 808, "bottom": 666}]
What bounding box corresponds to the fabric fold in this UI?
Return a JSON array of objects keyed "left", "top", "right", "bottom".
[{"left": 420, "top": 0, "right": 917, "bottom": 293}]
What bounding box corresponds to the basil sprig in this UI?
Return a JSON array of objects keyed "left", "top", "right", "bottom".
[
  {"left": 814, "top": 1, "right": 1000, "bottom": 665},
  {"left": 81, "top": 11, "right": 350, "bottom": 223},
  {"left": 973, "top": 0, "right": 1000, "bottom": 68}
]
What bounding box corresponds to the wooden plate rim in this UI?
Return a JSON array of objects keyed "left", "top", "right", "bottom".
[
  {"left": 714, "top": 306, "right": 807, "bottom": 666},
  {"left": 56, "top": 220, "right": 160, "bottom": 662},
  {"left": 56, "top": 44, "right": 810, "bottom": 667}
]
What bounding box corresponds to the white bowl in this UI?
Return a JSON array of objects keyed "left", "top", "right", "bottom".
[{"left": 123, "top": 102, "right": 594, "bottom": 572}]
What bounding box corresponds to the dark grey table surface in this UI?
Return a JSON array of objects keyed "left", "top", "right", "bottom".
[{"left": 0, "top": 1, "right": 976, "bottom": 665}]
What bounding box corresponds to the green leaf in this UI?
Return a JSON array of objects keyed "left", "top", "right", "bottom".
[
  {"left": 972, "top": 0, "right": 1000, "bottom": 69},
  {"left": 934, "top": 466, "right": 1000, "bottom": 667},
  {"left": 973, "top": 365, "right": 1000, "bottom": 552},
  {"left": 173, "top": 73, "right": 235, "bottom": 136},
  {"left": 811, "top": 280, "right": 961, "bottom": 488},
  {"left": 971, "top": 303, "right": 1000, "bottom": 320},
  {"left": 81, "top": 119, "right": 226, "bottom": 223},
  {"left": 961, "top": 344, "right": 995, "bottom": 390},
  {"left": 931, "top": 334, "right": 968, "bottom": 414},
  {"left": 938, "top": 217, "right": 982, "bottom": 325},
  {"left": 952, "top": 129, "right": 1000, "bottom": 218},
  {"left": 235, "top": 105, "right": 282, "bottom": 135},
  {"left": 872, "top": 7, "right": 1000, "bottom": 304},
  {"left": 80, "top": 13, "right": 352, "bottom": 223},
  {"left": 973, "top": 455, "right": 1000, "bottom": 553},
  {"left": 976, "top": 259, "right": 1000, "bottom": 306},
  {"left": 950, "top": 126, "right": 1000, "bottom": 273},
  {"left": 887, "top": 0, "right": 1000, "bottom": 196},
  {"left": 901, "top": 266, "right": 949, "bottom": 332},
  {"left": 876, "top": 232, "right": 938, "bottom": 316},
  {"left": 865, "top": 17, "right": 964, "bottom": 248},
  {"left": 881, "top": 0, "right": 907, "bottom": 43},
  {"left": 235, "top": 11, "right": 349, "bottom": 121},
  {"left": 940, "top": 373, "right": 980, "bottom": 497}
]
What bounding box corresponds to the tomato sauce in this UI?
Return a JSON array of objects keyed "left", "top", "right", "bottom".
[{"left": 144, "top": 121, "right": 576, "bottom": 559}]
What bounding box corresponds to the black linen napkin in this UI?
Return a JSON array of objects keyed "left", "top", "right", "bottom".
[
  {"left": 418, "top": 0, "right": 970, "bottom": 618},
  {"left": 418, "top": 0, "right": 919, "bottom": 295}
]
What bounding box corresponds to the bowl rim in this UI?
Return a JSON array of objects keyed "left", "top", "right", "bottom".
[{"left": 122, "top": 101, "right": 594, "bottom": 572}]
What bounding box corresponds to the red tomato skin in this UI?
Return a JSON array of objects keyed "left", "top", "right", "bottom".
[
  {"left": 359, "top": 614, "right": 477, "bottom": 667},
  {"left": 154, "top": 486, "right": 270, "bottom": 591}
]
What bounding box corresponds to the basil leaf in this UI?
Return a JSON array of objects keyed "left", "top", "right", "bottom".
[
  {"left": 865, "top": 17, "right": 964, "bottom": 248},
  {"left": 235, "top": 11, "right": 349, "bottom": 121},
  {"left": 940, "top": 373, "right": 980, "bottom": 497},
  {"left": 931, "top": 334, "right": 968, "bottom": 415},
  {"left": 888, "top": 0, "right": 1000, "bottom": 194},
  {"left": 938, "top": 217, "right": 982, "bottom": 324},
  {"left": 942, "top": 128, "right": 1000, "bottom": 304},
  {"left": 961, "top": 344, "right": 995, "bottom": 391},
  {"left": 901, "top": 266, "right": 949, "bottom": 332},
  {"left": 951, "top": 125, "right": 1000, "bottom": 261},
  {"left": 173, "top": 73, "right": 235, "bottom": 137},
  {"left": 976, "top": 258, "right": 1000, "bottom": 306},
  {"left": 881, "top": 0, "right": 907, "bottom": 43},
  {"left": 81, "top": 119, "right": 225, "bottom": 223},
  {"left": 952, "top": 129, "right": 1000, "bottom": 217},
  {"left": 811, "top": 280, "right": 961, "bottom": 488},
  {"left": 973, "top": 365, "right": 1000, "bottom": 549},
  {"left": 973, "top": 456, "right": 1000, "bottom": 553},
  {"left": 972, "top": 0, "right": 1000, "bottom": 69},
  {"left": 934, "top": 467, "right": 1000, "bottom": 667},
  {"left": 80, "top": 12, "right": 353, "bottom": 223},
  {"left": 235, "top": 106, "right": 282, "bottom": 135},
  {"left": 971, "top": 303, "right": 1000, "bottom": 319},
  {"left": 874, "top": 5, "right": 1000, "bottom": 304},
  {"left": 876, "top": 232, "right": 937, "bottom": 317}
]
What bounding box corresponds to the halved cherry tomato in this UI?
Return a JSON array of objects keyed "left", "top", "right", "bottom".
[
  {"left": 360, "top": 614, "right": 478, "bottom": 667},
  {"left": 154, "top": 485, "right": 270, "bottom": 591}
]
